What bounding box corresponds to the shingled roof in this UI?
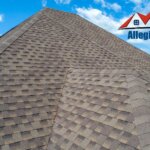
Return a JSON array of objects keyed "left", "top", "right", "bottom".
[{"left": 0, "top": 8, "right": 150, "bottom": 150}]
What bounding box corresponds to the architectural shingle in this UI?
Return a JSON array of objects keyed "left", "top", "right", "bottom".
[{"left": 0, "top": 8, "right": 150, "bottom": 150}]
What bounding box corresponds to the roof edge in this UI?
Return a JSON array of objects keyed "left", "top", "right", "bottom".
[
  {"left": 76, "top": 13, "right": 150, "bottom": 57},
  {"left": 0, "top": 9, "right": 44, "bottom": 55}
]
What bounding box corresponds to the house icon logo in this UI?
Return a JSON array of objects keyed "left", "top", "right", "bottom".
[{"left": 119, "top": 13, "right": 150, "bottom": 30}]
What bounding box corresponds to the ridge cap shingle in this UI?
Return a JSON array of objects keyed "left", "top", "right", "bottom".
[
  {"left": 42, "top": 9, "right": 150, "bottom": 82},
  {"left": 0, "top": 9, "right": 44, "bottom": 55},
  {"left": 44, "top": 8, "right": 150, "bottom": 59}
]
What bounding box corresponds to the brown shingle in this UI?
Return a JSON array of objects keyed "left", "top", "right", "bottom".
[{"left": 0, "top": 8, "right": 150, "bottom": 150}]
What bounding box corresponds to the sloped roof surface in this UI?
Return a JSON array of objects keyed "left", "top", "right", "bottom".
[
  {"left": 48, "top": 69, "right": 150, "bottom": 150},
  {"left": 0, "top": 8, "right": 150, "bottom": 150}
]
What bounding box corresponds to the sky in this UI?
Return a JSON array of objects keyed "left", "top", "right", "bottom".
[{"left": 0, "top": 0, "right": 150, "bottom": 54}]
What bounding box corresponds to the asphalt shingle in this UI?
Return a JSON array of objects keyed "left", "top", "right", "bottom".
[{"left": 0, "top": 8, "right": 150, "bottom": 150}]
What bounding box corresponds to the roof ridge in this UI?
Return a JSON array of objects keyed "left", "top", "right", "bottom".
[
  {"left": 74, "top": 14, "right": 150, "bottom": 59},
  {"left": 42, "top": 10, "right": 150, "bottom": 82},
  {"left": 42, "top": 11, "right": 130, "bottom": 61},
  {"left": 47, "top": 68, "right": 71, "bottom": 149},
  {"left": 0, "top": 9, "right": 45, "bottom": 55},
  {"left": 43, "top": 8, "right": 150, "bottom": 61}
]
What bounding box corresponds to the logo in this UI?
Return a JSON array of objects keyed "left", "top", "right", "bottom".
[
  {"left": 119, "top": 13, "right": 150, "bottom": 30},
  {"left": 119, "top": 13, "right": 150, "bottom": 40}
]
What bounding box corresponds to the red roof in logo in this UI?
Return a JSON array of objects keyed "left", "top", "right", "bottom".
[
  {"left": 138, "top": 13, "right": 150, "bottom": 24},
  {"left": 119, "top": 13, "right": 150, "bottom": 29},
  {"left": 119, "top": 15, "right": 134, "bottom": 29}
]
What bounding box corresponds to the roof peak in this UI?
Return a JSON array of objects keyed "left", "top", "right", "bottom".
[{"left": 40, "top": 7, "right": 76, "bottom": 16}]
